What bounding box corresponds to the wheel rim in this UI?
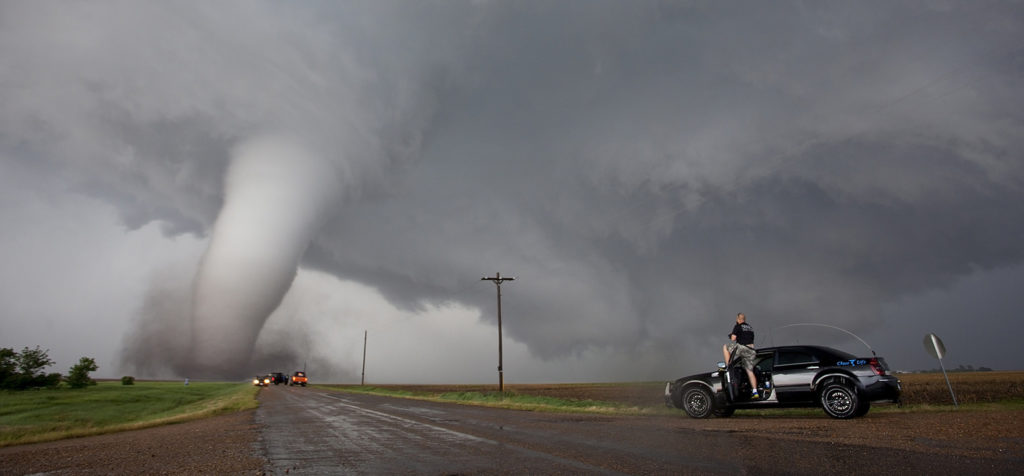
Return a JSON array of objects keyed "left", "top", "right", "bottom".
[
  {"left": 686, "top": 390, "right": 709, "bottom": 414},
  {"left": 825, "top": 388, "right": 852, "bottom": 414}
]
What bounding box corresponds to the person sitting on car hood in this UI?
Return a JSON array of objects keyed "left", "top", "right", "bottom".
[{"left": 723, "top": 312, "right": 760, "bottom": 398}]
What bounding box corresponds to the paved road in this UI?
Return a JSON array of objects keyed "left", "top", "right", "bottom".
[{"left": 256, "top": 386, "right": 1020, "bottom": 475}]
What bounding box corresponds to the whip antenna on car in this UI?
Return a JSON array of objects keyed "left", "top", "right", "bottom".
[{"left": 771, "top": 323, "right": 876, "bottom": 357}]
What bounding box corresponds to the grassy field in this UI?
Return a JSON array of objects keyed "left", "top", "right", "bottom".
[
  {"left": 0, "top": 381, "right": 258, "bottom": 447},
  {"left": 331, "top": 384, "right": 651, "bottom": 414}
]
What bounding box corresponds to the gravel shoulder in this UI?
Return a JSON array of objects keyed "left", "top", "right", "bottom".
[
  {"left": 0, "top": 410, "right": 264, "bottom": 475},
  {"left": 677, "top": 409, "right": 1024, "bottom": 460}
]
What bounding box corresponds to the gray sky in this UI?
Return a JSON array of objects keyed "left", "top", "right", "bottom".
[{"left": 1, "top": 1, "right": 1022, "bottom": 382}]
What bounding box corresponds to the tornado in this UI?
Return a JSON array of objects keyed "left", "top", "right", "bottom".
[{"left": 189, "top": 135, "right": 339, "bottom": 377}]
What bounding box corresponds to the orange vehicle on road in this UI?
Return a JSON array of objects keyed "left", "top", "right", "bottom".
[{"left": 290, "top": 371, "right": 308, "bottom": 386}]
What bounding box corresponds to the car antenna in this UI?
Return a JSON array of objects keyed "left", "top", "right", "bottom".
[{"left": 772, "top": 323, "right": 877, "bottom": 357}]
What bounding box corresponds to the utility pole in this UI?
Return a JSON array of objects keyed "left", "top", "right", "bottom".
[
  {"left": 361, "top": 330, "right": 367, "bottom": 386},
  {"left": 482, "top": 272, "right": 515, "bottom": 392}
]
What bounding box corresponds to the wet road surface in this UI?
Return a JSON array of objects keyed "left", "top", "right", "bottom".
[{"left": 256, "top": 386, "right": 1022, "bottom": 475}]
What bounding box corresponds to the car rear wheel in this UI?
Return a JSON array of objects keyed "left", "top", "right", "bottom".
[
  {"left": 820, "top": 382, "right": 861, "bottom": 419},
  {"left": 853, "top": 399, "right": 871, "bottom": 417},
  {"left": 682, "top": 386, "right": 714, "bottom": 419}
]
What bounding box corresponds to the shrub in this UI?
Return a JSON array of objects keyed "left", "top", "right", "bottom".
[
  {"left": 66, "top": 357, "right": 98, "bottom": 389},
  {"left": 121, "top": 376, "right": 135, "bottom": 385},
  {"left": 42, "top": 372, "right": 62, "bottom": 388},
  {"left": 0, "top": 346, "right": 60, "bottom": 390}
]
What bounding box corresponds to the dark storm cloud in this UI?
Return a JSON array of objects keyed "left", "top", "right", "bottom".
[
  {"left": 2, "top": 1, "right": 1022, "bottom": 378},
  {"left": 304, "top": 2, "right": 1024, "bottom": 368}
]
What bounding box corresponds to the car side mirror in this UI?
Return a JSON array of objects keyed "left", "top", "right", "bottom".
[{"left": 717, "top": 362, "right": 727, "bottom": 371}]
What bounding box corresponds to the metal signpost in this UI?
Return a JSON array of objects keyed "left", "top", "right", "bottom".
[{"left": 924, "top": 333, "right": 958, "bottom": 408}]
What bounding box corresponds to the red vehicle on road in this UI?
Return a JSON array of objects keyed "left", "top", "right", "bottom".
[{"left": 289, "top": 371, "right": 308, "bottom": 386}]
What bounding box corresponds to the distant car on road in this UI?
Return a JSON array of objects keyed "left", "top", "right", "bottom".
[
  {"left": 253, "top": 375, "right": 271, "bottom": 387},
  {"left": 270, "top": 372, "right": 287, "bottom": 385},
  {"left": 290, "top": 371, "right": 308, "bottom": 387},
  {"left": 665, "top": 345, "right": 901, "bottom": 419}
]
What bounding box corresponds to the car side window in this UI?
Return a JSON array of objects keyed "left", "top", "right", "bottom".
[{"left": 776, "top": 350, "right": 819, "bottom": 367}]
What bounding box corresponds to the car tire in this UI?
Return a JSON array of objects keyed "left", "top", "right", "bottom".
[
  {"left": 820, "top": 382, "right": 861, "bottom": 419},
  {"left": 682, "top": 386, "right": 715, "bottom": 419},
  {"left": 853, "top": 399, "right": 871, "bottom": 417}
]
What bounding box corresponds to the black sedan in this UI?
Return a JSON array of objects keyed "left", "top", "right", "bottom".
[{"left": 666, "top": 345, "right": 901, "bottom": 419}]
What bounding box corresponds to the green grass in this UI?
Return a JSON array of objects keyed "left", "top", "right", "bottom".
[
  {"left": 437, "top": 390, "right": 626, "bottom": 411},
  {"left": 0, "top": 381, "right": 259, "bottom": 447},
  {"left": 323, "top": 385, "right": 650, "bottom": 415}
]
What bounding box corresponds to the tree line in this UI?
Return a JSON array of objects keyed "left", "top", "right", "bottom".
[{"left": 0, "top": 346, "right": 98, "bottom": 390}]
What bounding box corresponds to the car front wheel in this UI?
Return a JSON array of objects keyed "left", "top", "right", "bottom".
[
  {"left": 820, "top": 382, "right": 861, "bottom": 419},
  {"left": 682, "top": 386, "right": 715, "bottom": 419}
]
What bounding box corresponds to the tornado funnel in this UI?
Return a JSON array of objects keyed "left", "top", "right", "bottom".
[{"left": 190, "top": 136, "right": 338, "bottom": 377}]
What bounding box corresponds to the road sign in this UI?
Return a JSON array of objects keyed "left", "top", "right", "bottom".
[
  {"left": 924, "top": 333, "right": 946, "bottom": 359},
  {"left": 923, "top": 332, "right": 957, "bottom": 408}
]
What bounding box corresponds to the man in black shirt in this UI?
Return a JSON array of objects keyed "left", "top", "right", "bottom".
[{"left": 722, "top": 312, "right": 760, "bottom": 398}]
